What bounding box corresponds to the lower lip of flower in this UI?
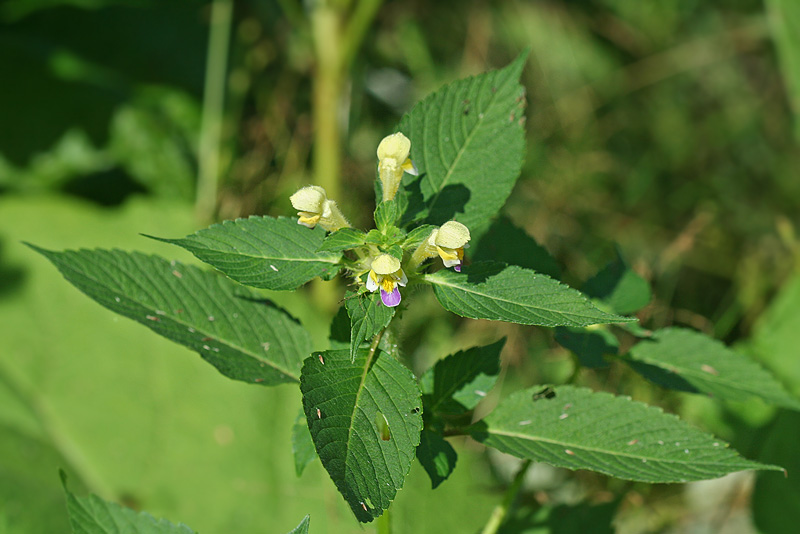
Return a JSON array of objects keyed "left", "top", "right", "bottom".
[{"left": 380, "top": 287, "right": 402, "bottom": 307}]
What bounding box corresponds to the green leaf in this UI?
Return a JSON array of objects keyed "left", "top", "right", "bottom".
[
  {"left": 402, "top": 224, "right": 437, "bottom": 250},
  {"left": 287, "top": 515, "right": 310, "bottom": 534},
  {"left": 317, "top": 228, "right": 366, "bottom": 253},
  {"left": 420, "top": 339, "right": 505, "bottom": 415},
  {"left": 345, "top": 291, "right": 395, "bottom": 362},
  {"left": 398, "top": 53, "right": 527, "bottom": 237},
  {"left": 498, "top": 500, "right": 618, "bottom": 534},
  {"left": 582, "top": 249, "right": 651, "bottom": 315},
  {"left": 374, "top": 197, "right": 408, "bottom": 233},
  {"left": 752, "top": 410, "right": 799, "bottom": 534},
  {"left": 29, "top": 246, "right": 311, "bottom": 385},
  {"left": 472, "top": 216, "right": 561, "bottom": 279},
  {"left": 62, "top": 471, "right": 197, "bottom": 533},
  {"left": 292, "top": 409, "right": 318, "bottom": 477},
  {"left": 471, "top": 385, "right": 781, "bottom": 483},
  {"left": 416, "top": 429, "right": 458, "bottom": 489},
  {"left": 425, "top": 262, "right": 633, "bottom": 327},
  {"left": 626, "top": 328, "right": 800, "bottom": 410},
  {"left": 554, "top": 327, "right": 618, "bottom": 369},
  {"left": 148, "top": 216, "right": 342, "bottom": 291},
  {"left": 300, "top": 349, "right": 423, "bottom": 522}
]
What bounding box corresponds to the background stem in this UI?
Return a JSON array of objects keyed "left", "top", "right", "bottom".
[{"left": 196, "top": 0, "right": 233, "bottom": 223}]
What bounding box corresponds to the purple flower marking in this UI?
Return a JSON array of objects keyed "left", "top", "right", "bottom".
[
  {"left": 454, "top": 263, "right": 462, "bottom": 273},
  {"left": 380, "top": 287, "right": 402, "bottom": 307}
]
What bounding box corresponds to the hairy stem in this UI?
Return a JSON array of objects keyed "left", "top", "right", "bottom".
[
  {"left": 196, "top": 0, "right": 233, "bottom": 223},
  {"left": 480, "top": 459, "right": 532, "bottom": 534}
]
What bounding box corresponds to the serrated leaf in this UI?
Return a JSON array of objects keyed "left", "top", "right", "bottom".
[
  {"left": 287, "top": 515, "right": 310, "bottom": 534},
  {"left": 472, "top": 216, "right": 561, "bottom": 279},
  {"left": 300, "top": 349, "right": 423, "bottom": 522},
  {"left": 554, "top": 327, "right": 618, "bottom": 369},
  {"left": 62, "top": 472, "right": 196, "bottom": 533},
  {"left": 402, "top": 224, "right": 438, "bottom": 250},
  {"left": 416, "top": 429, "right": 458, "bottom": 489},
  {"left": 398, "top": 53, "right": 527, "bottom": 236},
  {"left": 30, "top": 246, "right": 310, "bottom": 385},
  {"left": 374, "top": 197, "right": 408, "bottom": 233},
  {"left": 345, "top": 291, "right": 395, "bottom": 362},
  {"left": 425, "top": 262, "right": 633, "bottom": 327},
  {"left": 317, "top": 228, "right": 366, "bottom": 253},
  {"left": 148, "top": 216, "right": 342, "bottom": 290},
  {"left": 471, "top": 385, "right": 781, "bottom": 483},
  {"left": 626, "top": 328, "right": 800, "bottom": 410},
  {"left": 292, "top": 409, "right": 318, "bottom": 477},
  {"left": 420, "top": 339, "right": 504, "bottom": 415},
  {"left": 583, "top": 249, "right": 651, "bottom": 315}
]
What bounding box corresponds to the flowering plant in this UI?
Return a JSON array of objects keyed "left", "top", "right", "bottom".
[{"left": 34, "top": 54, "right": 793, "bottom": 532}]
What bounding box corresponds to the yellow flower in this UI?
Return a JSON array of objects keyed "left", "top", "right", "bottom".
[
  {"left": 377, "top": 132, "right": 418, "bottom": 202},
  {"left": 434, "top": 221, "right": 470, "bottom": 272},
  {"left": 409, "top": 221, "right": 471, "bottom": 271},
  {"left": 366, "top": 254, "right": 408, "bottom": 307},
  {"left": 289, "top": 186, "right": 350, "bottom": 232}
]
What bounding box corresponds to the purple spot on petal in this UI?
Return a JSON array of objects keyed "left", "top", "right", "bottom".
[
  {"left": 380, "top": 287, "right": 402, "bottom": 307},
  {"left": 454, "top": 263, "right": 462, "bottom": 273}
]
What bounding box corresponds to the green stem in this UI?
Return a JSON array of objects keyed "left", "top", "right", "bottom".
[
  {"left": 196, "top": 0, "right": 233, "bottom": 223},
  {"left": 480, "top": 460, "right": 532, "bottom": 534}
]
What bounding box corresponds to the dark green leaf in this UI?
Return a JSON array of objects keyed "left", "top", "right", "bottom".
[
  {"left": 300, "top": 349, "right": 423, "bottom": 522},
  {"left": 148, "top": 216, "right": 342, "bottom": 291},
  {"left": 398, "top": 53, "right": 527, "bottom": 237},
  {"left": 472, "top": 216, "right": 560, "bottom": 279},
  {"left": 767, "top": 0, "right": 800, "bottom": 140},
  {"left": 62, "top": 471, "right": 196, "bottom": 533},
  {"left": 471, "top": 385, "right": 781, "bottom": 483},
  {"left": 627, "top": 328, "right": 800, "bottom": 409},
  {"left": 752, "top": 410, "right": 798, "bottom": 534},
  {"left": 582, "top": 249, "right": 651, "bottom": 315},
  {"left": 317, "top": 228, "right": 366, "bottom": 253},
  {"left": 554, "top": 327, "right": 618, "bottom": 369},
  {"left": 292, "top": 409, "right": 317, "bottom": 477},
  {"left": 425, "top": 262, "right": 633, "bottom": 327},
  {"left": 30, "top": 246, "right": 311, "bottom": 385},
  {"left": 416, "top": 430, "right": 458, "bottom": 489},
  {"left": 498, "top": 500, "right": 618, "bottom": 534},
  {"left": 420, "top": 339, "right": 505, "bottom": 415},
  {"left": 345, "top": 291, "right": 395, "bottom": 362}
]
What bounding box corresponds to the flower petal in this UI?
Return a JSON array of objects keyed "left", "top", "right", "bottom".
[
  {"left": 401, "top": 158, "right": 419, "bottom": 176},
  {"left": 380, "top": 287, "right": 402, "bottom": 307},
  {"left": 366, "top": 271, "right": 379, "bottom": 292}
]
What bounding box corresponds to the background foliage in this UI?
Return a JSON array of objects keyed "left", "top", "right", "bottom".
[{"left": 1, "top": 0, "right": 799, "bottom": 533}]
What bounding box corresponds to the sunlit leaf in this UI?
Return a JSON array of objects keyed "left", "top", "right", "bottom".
[
  {"left": 30, "top": 246, "right": 311, "bottom": 385},
  {"left": 287, "top": 515, "right": 310, "bottom": 534},
  {"left": 471, "top": 385, "right": 781, "bottom": 483},
  {"left": 300, "top": 349, "right": 423, "bottom": 522},
  {"left": 425, "top": 262, "right": 632, "bottom": 327},
  {"left": 345, "top": 291, "right": 395, "bottom": 362},
  {"left": 149, "top": 216, "right": 342, "bottom": 291}
]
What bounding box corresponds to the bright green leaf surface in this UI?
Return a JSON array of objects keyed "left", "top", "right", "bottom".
[
  {"left": 398, "top": 53, "right": 527, "bottom": 237},
  {"left": 425, "top": 262, "right": 632, "bottom": 327},
  {"left": 416, "top": 430, "right": 458, "bottom": 489},
  {"left": 471, "top": 385, "right": 780, "bottom": 483},
  {"left": 374, "top": 197, "right": 407, "bottom": 233},
  {"left": 287, "top": 515, "right": 310, "bottom": 534},
  {"left": 30, "top": 246, "right": 311, "bottom": 385},
  {"left": 472, "top": 216, "right": 561, "bottom": 279},
  {"left": 63, "top": 473, "right": 196, "bottom": 533},
  {"left": 300, "top": 349, "right": 423, "bottom": 522},
  {"left": 628, "top": 328, "right": 800, "bottom": 410},
  {"left": 582, "top": 250, "right": 651, "bottom": 315},
  {"left": 292, "top": 410, "right": 318, "bottom": 477},
  {"left": 317, "top": 228, "right": 366, "bottom": 254},
  {"left": 150, "top": 216, "right": 342, "bottom": 290},
  {"left": 345, "top": 291, "right": 395, "bottom": 362},
  {"left": 420, "top": 339, "right": 504, "bottom": 414}
]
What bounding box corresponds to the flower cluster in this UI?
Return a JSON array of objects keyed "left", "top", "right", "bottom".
[{"left": 290, "top": 133, "right": 471, "bottom": 307}]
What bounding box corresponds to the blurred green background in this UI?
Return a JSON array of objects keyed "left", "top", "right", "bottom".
[{"left": 1, "top": 0, "right": 799, "bottom": 533}]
